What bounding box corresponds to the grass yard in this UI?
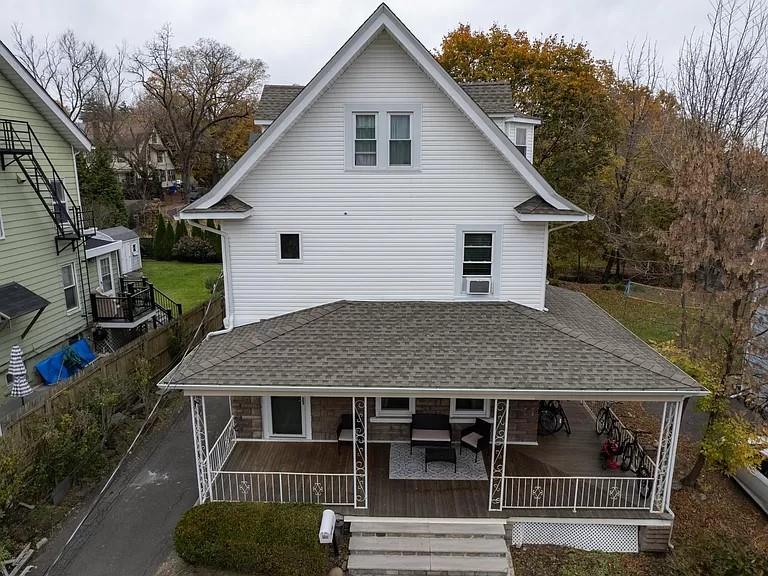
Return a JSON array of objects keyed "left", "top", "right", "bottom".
[
  {"left": 562, "top": 282, "right": 684, "bottom": 344},
  {"left": 142, "top": 259, "right": 222, "bottom": 311}
]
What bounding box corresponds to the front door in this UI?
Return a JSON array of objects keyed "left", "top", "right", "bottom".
[{"left": 267, "top": 396, "right": 308, "bottom": 438}]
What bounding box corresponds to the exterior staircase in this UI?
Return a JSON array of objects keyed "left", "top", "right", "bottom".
[{"left": 347, "top": 519, "right": 512, "bottom": 576}]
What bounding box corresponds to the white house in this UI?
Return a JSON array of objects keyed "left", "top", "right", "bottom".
[{"left": 166, "top": 5, "right": 706, "bottom": 573}]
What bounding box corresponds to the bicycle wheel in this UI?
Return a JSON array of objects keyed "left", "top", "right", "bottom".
[
  {"left": 608, "top": 423, "right": 621, "bottom": 445},
  {"left": 636, "top": 465, "right": 652, "bottom": 498},
  {"left": 620, "top": 442, "right": 635, "bottom": 472},
  {"left": 631, "top": 444, "right": 645, "bottom": 473},
  {"left": 596, "top": 407, "right": 609, "bottom": 435},
  {"left": 538, "top": 409, "right": 561, "bottom": 435}
]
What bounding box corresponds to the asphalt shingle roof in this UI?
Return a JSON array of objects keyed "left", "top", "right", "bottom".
[
  {"left": 254, "top": 85, "right": 304, "bottom": 121},
  {"left": 183, "top": 195, "right": 253, "bottom": 214},
  {"left": 100, "top": 226, "right": 139, "bottom": 241},
  {"left": 166, "top": 287, "right": 704, "bottom": 396},
  {"left": 515, "top": 196, "right": 587, "bottom": 217},
  {"left": 253, "top": 82, "right": 540, "bottom": 122}
]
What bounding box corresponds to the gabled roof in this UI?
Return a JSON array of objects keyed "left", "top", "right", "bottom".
[
  {"left": 183, "top": 4, "right": 585, "bottom": 218},
  {"left": 164, "top": 286, "right": 706, "bottom": 400},
  {"left": 0, "top": 40, "right": 92, "bottom": 151}
]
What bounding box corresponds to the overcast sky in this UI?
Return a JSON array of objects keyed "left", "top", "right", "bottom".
[{"left": 1, "top": 0, "right": 713, "bottom": 85}]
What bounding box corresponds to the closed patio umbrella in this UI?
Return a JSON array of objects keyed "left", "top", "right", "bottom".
[{"left": 8, "top": 344, "right": 32, "bottom": 404}]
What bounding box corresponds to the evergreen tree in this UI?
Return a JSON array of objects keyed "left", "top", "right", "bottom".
[
  {"left": 153, "top": 214, "right": 170, "bottom": 260},
  {"left": 77, "top": 147, "right": 128, "bottom": 228},
  {"left": 174, "top": 220, "right": 188, "bottom": 245}
]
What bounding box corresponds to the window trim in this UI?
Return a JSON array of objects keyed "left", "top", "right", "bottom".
[
  {"left": 61, "top": 262, "right": 80, "bottom": 314},
  {"left": 454, "top": 225, "right": 503, "bottom": 298},
  {"left": 277, "top": 232, "right": 303, "bottom": 263},
  {"left": 345, "top": 103, "right": 421, "bottom": 171},
  {"left": 0, "top": 208, "right": 5, "bottom": 240},
  {"left": 375, "top": 397, "right": 415, "bottom": 419},
  {"left": 387, "top": 112, "right": 412, "bottom": 167},
  {"left": 450, "top": 398, "right": 490, "bottom": 419},
  {"left": 97, "top": 255, "right": 115, "bottom": 295}
]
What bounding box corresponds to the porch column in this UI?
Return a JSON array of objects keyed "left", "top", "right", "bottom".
[
  {"left": 190, "top": 395, "right": 212, "bottom": 503},
  {"left": 488, "top": 399, "right": 509, "bottom": 511},
  {"left": 352, "top": 397, "right": 368, "bottom": 509},
  {"left": 650, "top": 400, "right": 684, "bottom": 513}
]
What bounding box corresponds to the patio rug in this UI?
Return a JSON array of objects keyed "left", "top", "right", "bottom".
[{"left": 388, "top": 443, "right": 488, "bottom": 481}]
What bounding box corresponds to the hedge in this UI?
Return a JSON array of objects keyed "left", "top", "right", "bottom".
[{"left": 174, "top": 502, "right": 327, "bottom": 576}]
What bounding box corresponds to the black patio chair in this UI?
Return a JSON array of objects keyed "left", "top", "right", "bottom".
[{"left": 460, "top": 418, "right": 491, "bottom": 462}]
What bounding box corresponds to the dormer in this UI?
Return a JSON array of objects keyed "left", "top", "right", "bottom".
[{"left": 459, "top": 81, "right": 540, "bottom": 164}]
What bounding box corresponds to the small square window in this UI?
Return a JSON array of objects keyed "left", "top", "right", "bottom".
[
  {"left": 451, "top": 398, "right": 489, "bottom": 417},
  {"left": 376, "top": 397, "right": 415, "bottom": 418},
  {"left": 279, "top": 233, "right": 301, "bottom": 260}
]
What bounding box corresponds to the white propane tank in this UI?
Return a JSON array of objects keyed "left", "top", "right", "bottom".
[{"left": 318, "top": 509, "right": 336, "bottom": 544}]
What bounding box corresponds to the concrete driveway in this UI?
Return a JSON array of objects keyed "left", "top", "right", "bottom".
[{"left": 31, "top": 395, "right": 229, "bottom": 576}]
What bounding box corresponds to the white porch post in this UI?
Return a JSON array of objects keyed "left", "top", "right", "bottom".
[
  {"left": 352, "top": 397, "right": 368, "bottom": 509},
  {"left": 488, "top": 399, "right": 509, "bottom": 511},
  {"left": 190, "top": 395, "right": 213, "bottom": 503},
  {"left": 650, "top": 400, "right": 684, "bottom": 513}
]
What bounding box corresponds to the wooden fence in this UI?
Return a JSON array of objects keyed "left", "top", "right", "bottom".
[{"left": 0, "top": 297, "right": 224, "bottom": 439}]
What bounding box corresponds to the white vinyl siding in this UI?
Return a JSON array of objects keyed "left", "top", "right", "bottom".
[{"left": 225, "top": 30, "right": 548, "bottom": 322}]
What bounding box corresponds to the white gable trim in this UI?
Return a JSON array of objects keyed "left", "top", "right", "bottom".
[
  {"left": 185, "top": 4, "right": 584, "bottom": 215},
  {"left": 0, "top": 40, "right": 92, "bottom": 151}
]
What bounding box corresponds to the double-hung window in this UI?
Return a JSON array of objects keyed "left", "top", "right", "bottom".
[
  {"left": 462, "top": 233, "right": 493, "bottom": 277},
  {"left": 61, "top": 263, "right": 79, "bottom": 313},
  {"left": 388, "top": 113, "right": 411, "bottom": 166},
  {"left": 354, "top": 113, "right": 377, "bottom": 167},
  {"left": 514, "top": 127, "right": 527, "bottom": 158}
]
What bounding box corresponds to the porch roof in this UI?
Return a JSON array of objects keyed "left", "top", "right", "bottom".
[{"left": 164, "top": 287, "right": 706, "bottom": 399}]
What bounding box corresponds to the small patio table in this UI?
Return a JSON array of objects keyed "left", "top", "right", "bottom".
[{"left": 425, "top": 446, "right": 457, "bottom": 473}]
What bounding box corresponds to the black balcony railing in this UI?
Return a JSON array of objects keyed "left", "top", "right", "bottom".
[{"left": 91, "top": 277, "right": 182, "bottom": 325}]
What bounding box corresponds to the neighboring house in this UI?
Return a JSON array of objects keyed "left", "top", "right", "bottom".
[
  {"left": 0, "top": 39, "right": 93, "bottom": 382},
  {"left": 0, "top": 41, "right": 181, "bottom": 391},
  {"left": 112, "top": 127, "right": 178, "bottom": 195},
  {"left": 167, "top": 5, "right": 707, "bottom": 568}
]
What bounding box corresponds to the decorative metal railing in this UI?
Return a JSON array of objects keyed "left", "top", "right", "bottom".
[
  {"left": 208, "top": 417, "right": 236, "bottom": 476},
  {"left": 209, "top": 471, "right": 356, "bottom": 506},
  {"left": 502, "top": 475, "right": 652, "bottom": 511}
]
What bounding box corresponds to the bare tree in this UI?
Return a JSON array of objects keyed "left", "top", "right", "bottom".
[
  {"left": 661, "top": 0, "right": 768, "bottom": 486},
  {"left": 132, "top": 25, "right": 266, "bottom": 194},
  {"left": 83, "top": 42, "right": 132, "bottom": 148},
  {"left": 12, "top": 24, "right": 102, "bottom": 121}
]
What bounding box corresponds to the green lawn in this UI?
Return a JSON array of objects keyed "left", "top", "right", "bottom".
[
  {"left": 565, "top": 282, "right": 683, "bottom": 344},
  {"left": 142, "top": 259, "right": 222, "bottom": 311}
]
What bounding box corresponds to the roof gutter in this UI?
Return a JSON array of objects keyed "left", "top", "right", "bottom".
[{"left": 182, "top": 219, "right": 235, "bottom": 338}]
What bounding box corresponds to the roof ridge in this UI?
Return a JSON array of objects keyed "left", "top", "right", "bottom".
[
  {"left": 501, "top": 298, "right": 700, "bottom": 390},
  {"left": 170, "top": 300, "right": 350, "bottom": 382}
]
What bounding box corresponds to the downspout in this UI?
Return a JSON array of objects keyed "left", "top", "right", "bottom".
[{"left": 182, "top": 219, "right": 235, "bottom": 338}]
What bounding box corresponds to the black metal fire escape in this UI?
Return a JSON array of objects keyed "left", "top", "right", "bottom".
[{"left": 0, "top": 118, "right": 93, "bottom": 254}]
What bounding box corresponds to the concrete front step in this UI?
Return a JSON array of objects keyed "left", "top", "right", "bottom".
[
  {"left": 349, "top": 521, "right": 506, "bottom": 539},
  {"left": 350, "top": 536, "right": 508, "bottom": 557},
  {"left": 347, "top": 553, "right": 510, "bottom": 576}
]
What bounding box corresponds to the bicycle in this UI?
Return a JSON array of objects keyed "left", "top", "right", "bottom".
[{"left": 537, "top": 400, "right": 572, "bottom": 436}]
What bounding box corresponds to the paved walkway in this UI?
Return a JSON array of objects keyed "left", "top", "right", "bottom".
[{"left": 31, "top": 396, "right": 229, "bottom": 576}]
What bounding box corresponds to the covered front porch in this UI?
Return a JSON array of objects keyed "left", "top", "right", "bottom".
[{"left": 190, "top": 395, "right": 681, "bottom": 521}]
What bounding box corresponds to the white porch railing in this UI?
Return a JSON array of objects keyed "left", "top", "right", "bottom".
[
  {"left": 208, "top": 416, "right": 236, "bottom": 476},
  {"left": 503, "top": 476, "right": 652, "bottom": 511},
  {"left": 210, "top": 471, "right": 356, "bottom": 506}
]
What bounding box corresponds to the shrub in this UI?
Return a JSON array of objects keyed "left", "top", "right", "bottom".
[
  {"left": 174, "top": 502, "right": 327, "bottom": 576},
  {"left": 172, "top": 236, "right": 217, "bottom": 263}
]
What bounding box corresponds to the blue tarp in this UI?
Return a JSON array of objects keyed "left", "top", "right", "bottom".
[{"left": 35, "top": 338, "right": 96, "bottom": 385}]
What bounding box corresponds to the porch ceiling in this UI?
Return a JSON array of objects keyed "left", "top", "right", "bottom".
[{"left": 164, "top": 286, "right": 706, "bottom": 399}]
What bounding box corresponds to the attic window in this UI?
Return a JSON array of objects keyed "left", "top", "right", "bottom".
[
  {"left": 279, "top": 233, "right": 302, "bottom": 261},
  {"left": 354, "top": 114, "right": 377, "bottom": 166},
  {"left": 514, "top": 127, "right": 527, "bottom": 158}
]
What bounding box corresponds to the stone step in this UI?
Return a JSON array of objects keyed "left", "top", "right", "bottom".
[
  {"left": 349, "top": 536, "right": 508, "bottom": 557},
  {"left": 349, "top": 521, "right": 506, "bottom": 539},
  {"left": 347, "top": 553, "right": 509, "bottom": 575}
]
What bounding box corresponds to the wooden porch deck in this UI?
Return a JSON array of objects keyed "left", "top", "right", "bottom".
[{"left": 222, "top": 403, "right": 661, "bottom": 519}]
